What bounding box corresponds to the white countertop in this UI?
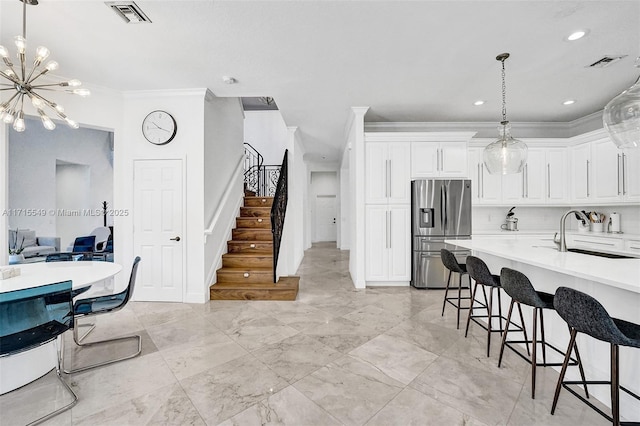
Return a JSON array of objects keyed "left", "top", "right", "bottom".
[
  {"left": 0, "top": 261, "right": 123, "bottom": 293},
  {"left": 445, "top": 236, "right": 640, "bottom": 294}
]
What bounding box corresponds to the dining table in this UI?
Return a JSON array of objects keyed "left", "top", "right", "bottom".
[{"left": 0, "top": 261, "right": 123, "bottom": 395}]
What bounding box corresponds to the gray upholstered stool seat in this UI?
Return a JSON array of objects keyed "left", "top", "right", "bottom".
[
  {"left": 464, "top": 256, "right": 527, "bottom": 357},
  {"left": 551, "top": 286, "right": 640, "bottom": 425},
  {"left": 498, "top": 268, "right": 587, "bottom": 399},
  {"left": 440, "top": 249, "right": 471, "bottom": 330}
]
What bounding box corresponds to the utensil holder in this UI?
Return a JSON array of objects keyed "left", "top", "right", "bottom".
[{"left": 590, "top": 222, "right": 604, "bottom": 233}]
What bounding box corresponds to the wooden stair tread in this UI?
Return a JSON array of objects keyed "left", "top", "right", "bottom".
[
  {"left": 210, "top": 276, "right": 299, "bottom": 301},
  {"left": 217, "top": 266, "right": 272, "bottom": 272},
  {"left": 222, "top": 252, "right": 272, "bottom": 258},
  {"left": 211, "top": 280, "right": 298, "bottom": 290}
]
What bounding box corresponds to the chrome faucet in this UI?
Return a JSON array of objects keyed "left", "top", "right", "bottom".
[{"left": 554, "top": 210, "right": 590, "bottom": 252}]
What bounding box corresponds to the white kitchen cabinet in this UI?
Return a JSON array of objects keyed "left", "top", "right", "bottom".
[
  {"left": 547, "top": 148, "right": 568, "bottom": 202},
  {"left": 621, "top": 149, "right": 640, "bottom": 202},
  {"left": 592, "top": 139, "right": 622, "bottom": 202},
  {"left": 503, "top": 148, "right": 564, "bottom": 204},
  {"left": 572, "top": 137, "right": 639, "bottom": 204},
  {"left": 468, "top": 148, "right": 501, "bottom": 204},
  {"left": 411, "top": 142, "right": 467, "bottom": 178},
  {"left": 571, "top": 143, "right": 592, "bottom": 203},
  {"left": 365, "top": 205, "right": 410, "bottom": 282},
  {"left": 365, "top": 142, "right": 411, "bottom": 205}
]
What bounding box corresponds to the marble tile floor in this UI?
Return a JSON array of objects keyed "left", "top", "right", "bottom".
[{"left": 1, "top": 242, "right": 614, "bottom": 425}]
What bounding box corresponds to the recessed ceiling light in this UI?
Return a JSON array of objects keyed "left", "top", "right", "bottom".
[
  {"left": 563, "top": 99, "right": 576, "bottom": 105},
  {"left": 473, "top": 100, "right": 485, "bottom": 106},
  {"left": 222, "top": 76, "right": 237, "bottom": 84},
  {"left": 567, "top": 30, "right": 588, "bottom": 41}
]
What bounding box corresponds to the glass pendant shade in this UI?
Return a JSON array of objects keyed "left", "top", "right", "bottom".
[
  {"left": 483, "top": 122, "right": 528, "bottom": 174},
  {"left": 603, "top": 76, "right": 640, "bottom": 149}
]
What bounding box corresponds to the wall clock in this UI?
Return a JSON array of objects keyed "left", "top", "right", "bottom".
[{"left": 142, "top": 110, "right": 177, "bottom": 145}]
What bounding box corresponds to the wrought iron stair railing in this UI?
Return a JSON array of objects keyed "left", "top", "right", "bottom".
[
  {"left": 244, "top": 143, "right": 281, "bottom": 196},
  {"left": 270, "top": 150, "right": 288, "bottom": 283}
]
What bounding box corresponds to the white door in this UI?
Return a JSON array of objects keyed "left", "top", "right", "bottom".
[
  {"left": 315, "top": 195, "right": 337, "bottom": 242},
  {"left": 133, "top": 159, "right": 183, "bottom": 302}
]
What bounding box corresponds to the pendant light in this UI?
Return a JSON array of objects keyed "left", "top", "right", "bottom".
[
  {"left": 483, "top": 53, "right": 528, "bottom": 174},
  {"left": 603, "top": 57, "right": 640, "bottom": 149},
  {"left": 0, "top": 0, "right": 88, "bottom": 132}
]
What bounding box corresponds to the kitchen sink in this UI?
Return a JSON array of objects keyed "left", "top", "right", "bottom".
[
  {"left": 531, "top": 245, "right": 637, "bottom": 259},
  {"left": 566, "top": 248, "right": 637, "bottom": 259}
]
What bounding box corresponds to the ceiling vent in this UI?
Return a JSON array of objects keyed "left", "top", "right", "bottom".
[
  {"left": 105, "top": 1, "right": 151, "bottom": 24},
  {"left": 587, "top": 55, "right": 627, "bottom": 68}
]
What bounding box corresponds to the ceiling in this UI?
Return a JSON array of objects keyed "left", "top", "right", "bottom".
[{"left": 1, "top": 1, "right": 639, "bottom": 162}]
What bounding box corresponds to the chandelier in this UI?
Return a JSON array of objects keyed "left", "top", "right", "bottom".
[
  {"left": 0, "top": 0, "right": 89, "bottom": 132},
  {"left": 603, "top": 56, "right": 640, "bottom": 149},
  {"left": 483, "top": 53, "right": 528, "bottom": 175}
]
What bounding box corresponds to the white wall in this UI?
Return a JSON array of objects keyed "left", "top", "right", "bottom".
[
  {"left": 339, "top": 147, "right": 350, "bottom": 250},
  {"left": 346, "top": 107, "right": 369, "bottom": 289},
  {"left": 122, "top": 89, "right": 210, "bottom": 303},
  {"left": 8, "top": 119, "right": 113, "bottom": 247},
  {"left": 203, "top": 96, "right": 245, "bottom": 295},
  {"left": 275, "top": 127, "right": 307, "bottom": 278},
  {"left": 244, "top": 111, "right": 288, "bottom": 165}
]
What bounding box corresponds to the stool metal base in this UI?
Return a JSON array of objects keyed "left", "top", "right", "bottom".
[
  {"left": 498, "top": 301, "right": 588, "bottom": 399},
  {"left": 552, "top": 332, "right": 640, "bottom": 426},
  {"left": 441, "top": 270, "right": 471, "bottom": 329}
]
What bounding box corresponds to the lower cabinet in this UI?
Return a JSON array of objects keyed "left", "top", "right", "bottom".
[{"left": 365, "top": 205, "right": 410, "bottom": 282}]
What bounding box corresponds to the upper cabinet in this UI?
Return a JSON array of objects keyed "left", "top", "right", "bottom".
[
  {"left": 411, "top": 142, "right": 468, "bottom": 178},
  {"left": 470, "top": 145, "right": 567, "bottom": 206},
  {"left": 364, "top": 132, "right": 475, "bottom": 205},
  {"left": 502, "top": 148, "right": 566, "bottom": 204},
  {"left": 570, "top": 133, "right": 640, "bottom": 204},
  {"left": 468, "top": 147, "right": 502, "bottom": 204},
  {"left": 365, "top": 141, "right": 411, "bottom": 204}
]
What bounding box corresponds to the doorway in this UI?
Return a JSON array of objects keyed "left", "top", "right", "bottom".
[
  {"left": 310, "top": 171, "right": 338, "bottom": 243},
  {"left": 315, "top": 195, "right": 337, "bottom": 242},
  {"left": 133, "top": 159, "right": 184, "bottom": 302}
]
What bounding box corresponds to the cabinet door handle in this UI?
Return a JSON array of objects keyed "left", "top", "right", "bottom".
[
  {"left": 386, "top": 211, "right": 391, "bottom": 249},
  {"left": 547, "top": 164, "right": 551, "bottom": 198},
  {"left": 386, "top": 160, "right": 391, "bottom": 198},
  {"left": 477, "top": 164, "right": 481, "bottom": 198},
  {"left": 522, "top": 166, "right": 526, "bottom": 198},
  {"left": 524, "top": 164, "right": 529, "bottom": 198},
  {"left": 617, "top": 154, "right": 622, "bottom": 195},
  {"left": 388, "top": 210, "right": 392, "bottom": 249},
  {"left": 586, "top": 160, "right": 590, "bottom": 197},
  {"left": 480, "top": 163, "right": 485, "bottom": 198},
  {"left": 623, "top": 153, "right": 628, "bottom": 195}
]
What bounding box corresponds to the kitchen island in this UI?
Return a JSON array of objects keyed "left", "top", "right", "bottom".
[{"left": 445, "top": 236, "right": 640, "bottom": 421}]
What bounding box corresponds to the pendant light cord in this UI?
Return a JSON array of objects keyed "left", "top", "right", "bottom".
[
  {"left": 22, "top": 0, "right": 27, "bottom": 39},
  {"left": 501, "top": 57, "right": 507, "bottom": 124}
]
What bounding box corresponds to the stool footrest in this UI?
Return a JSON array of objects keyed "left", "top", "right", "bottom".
[
  {"left": 503, "top": 340, "right": 579, "bottom": 367},
  {"left": 469, "top": 315, "right": 517, "bottom": 335},
  {"left": 561, "top": 380, "right": 640, "bottom": 424}
]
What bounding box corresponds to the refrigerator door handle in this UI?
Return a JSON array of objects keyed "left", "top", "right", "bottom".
[
  {"left": 440, "top": 185, "right": 445, "bottom": 230},
  {"left": 443, "top": 185, "right": 448, "bottom": 230}
]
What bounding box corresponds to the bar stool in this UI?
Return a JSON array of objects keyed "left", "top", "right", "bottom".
[
  {"left": 552, "top": 286, "right": 640, "bottom": 426},
  {"left": 440, "top": 248, "right": 471, "bottom": 329},
  {"left": 465, "top": 256, "right": 527, "bottom": 357},
  {"left": 498, "top": 267, "right": 588, "bottom": 399}
]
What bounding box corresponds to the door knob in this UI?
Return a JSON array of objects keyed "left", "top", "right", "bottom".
[{"left": 170, "top": 236, "right": 181, "bottom": 241}]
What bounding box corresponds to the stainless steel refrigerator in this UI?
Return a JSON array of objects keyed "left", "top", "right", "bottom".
[{"left": 411, "top": 179, "right": 472, "bottom": 289}]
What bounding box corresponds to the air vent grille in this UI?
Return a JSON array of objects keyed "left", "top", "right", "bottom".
[
  {"left": 105, "top": 1, "right": 151, "bottom": 24},
  {"left": 587, "top": 55, "right": 627, "bottom": 68}
]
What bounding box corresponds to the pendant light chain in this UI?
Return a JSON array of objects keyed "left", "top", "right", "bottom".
[{"left": 501, "top": 57, "right": 507, "bottom": 124}]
